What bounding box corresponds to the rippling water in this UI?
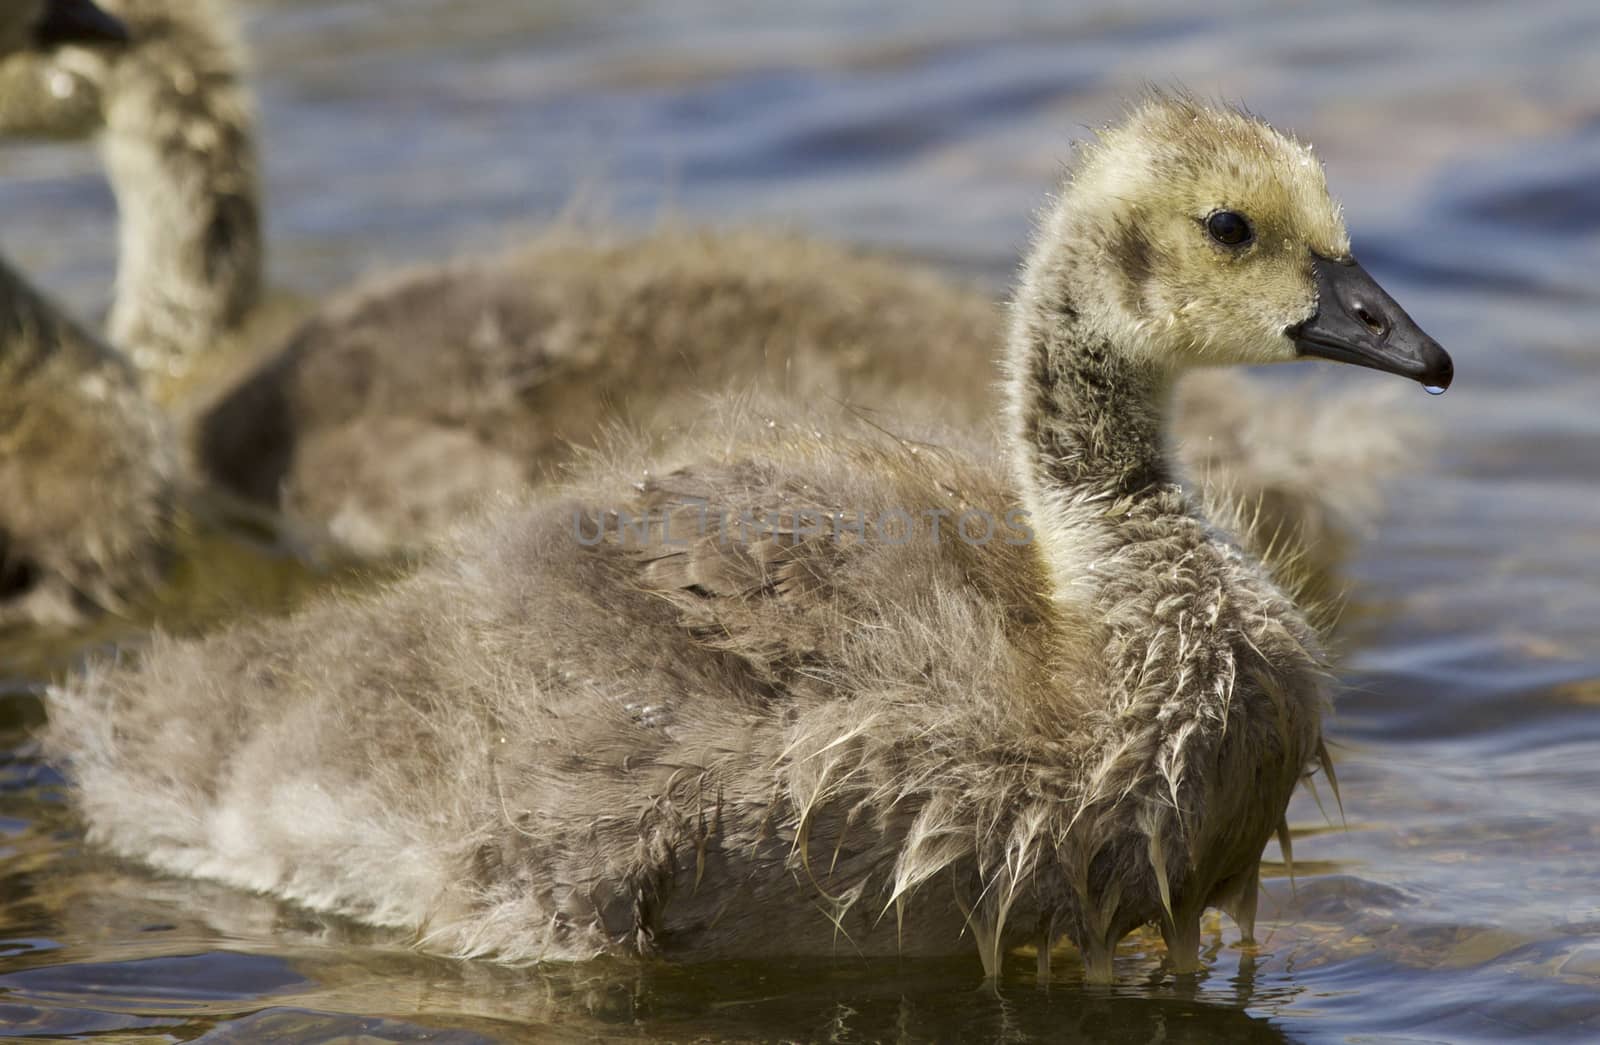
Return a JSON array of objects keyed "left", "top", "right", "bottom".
[{"left": 2, "top": 0, "right": 1599, "bottom": 1041}]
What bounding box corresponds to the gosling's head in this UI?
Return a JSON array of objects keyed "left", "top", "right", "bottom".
[
  {"left": 1030, "top": 92, "right": 1451, "bottom": 390},
  {"left": 1, "top": 0, "right": 128, "bottom": 55},
  {"left": 0, "top": 1, "right": 127, "bottom": 139}
]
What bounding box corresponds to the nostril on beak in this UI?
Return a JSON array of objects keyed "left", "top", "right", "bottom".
[{"left": 1354, "top": 304, "right": 1387, "bottom": 337}]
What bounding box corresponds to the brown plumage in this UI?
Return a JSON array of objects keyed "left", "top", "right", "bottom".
[
  {"left": 194, "top": 228, "right": 1005, "bottom": 555},
  {"left": 0, "top": 254, "right": 177, "bottom": 630},
  {"left": 48, "top": 95, "right": 1449, "bottom": 980}
]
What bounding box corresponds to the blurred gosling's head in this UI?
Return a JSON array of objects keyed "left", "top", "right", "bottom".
[
  {"left": 1, "top": 0, "right": 128, "bottom": 56},
  {"left": 1025, "top": 92, "right": 1450, "bottom": 389}
]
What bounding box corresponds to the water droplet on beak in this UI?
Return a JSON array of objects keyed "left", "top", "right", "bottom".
[{"left": 1424, "top": 385, "right": 1446, "bottom": 396}]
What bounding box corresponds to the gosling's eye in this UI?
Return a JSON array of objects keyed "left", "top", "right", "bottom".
[{"left": 1206, "top": 211, "right": 1254, "bottom": 247}]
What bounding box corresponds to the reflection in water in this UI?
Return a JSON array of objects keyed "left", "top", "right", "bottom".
[
  {"left": 0, "top": 834, "right": 1297, "bottom": 1041},
  {"left": 2, "top": 0, "right": 1600, "bottom": 1041}
]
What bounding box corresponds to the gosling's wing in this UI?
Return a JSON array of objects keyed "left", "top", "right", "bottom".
[
  {"left": 603, "top": 463, "right": 861, "bottom": 683},
  {"left": 592, "top": 448, "right": 1054, "bottom": 690}
]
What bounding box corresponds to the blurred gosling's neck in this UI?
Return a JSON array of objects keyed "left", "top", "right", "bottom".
[{"left": 100, "top": 0, "right": 261, "bottom": 373}]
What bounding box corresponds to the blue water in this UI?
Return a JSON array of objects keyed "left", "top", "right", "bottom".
[{"left": 2, "top": 0, "right": 1598, "bottom": 1041}]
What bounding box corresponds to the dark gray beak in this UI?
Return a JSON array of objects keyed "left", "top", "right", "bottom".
[
  {"left": 1290, "top": 254, "right": 1453, "bottom": 392},
  {"left": 32, "top": 0, "right": 131, "bottom": 48}
]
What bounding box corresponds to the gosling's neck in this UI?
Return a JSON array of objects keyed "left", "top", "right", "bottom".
[
  {"left": 1006, "top": 276, "right": 1187, "bottom": 604},
  {"left": 99, "top": 1, "right": 261, "bottom": 373}
]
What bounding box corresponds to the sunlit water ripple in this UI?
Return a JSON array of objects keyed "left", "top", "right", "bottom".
[{"left": 1, "top": 0, "right": 1597, "bottom": 1040}]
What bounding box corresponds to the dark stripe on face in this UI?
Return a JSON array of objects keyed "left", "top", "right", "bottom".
[{"left": 1107, "top": 219, "right": 1152, "bottom": 315}]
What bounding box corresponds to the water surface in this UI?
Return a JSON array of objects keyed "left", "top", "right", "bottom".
[{"left": 2, "top": 0, "right": 1598, "bottom": 1041}]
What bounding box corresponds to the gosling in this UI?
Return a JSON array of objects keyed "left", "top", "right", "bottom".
[
  {"left": 49, "top": 95, "right": 1451, "bottom": 981},
  {"left": 0, "top": 1, "right": 179, "bottom": 631}
]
